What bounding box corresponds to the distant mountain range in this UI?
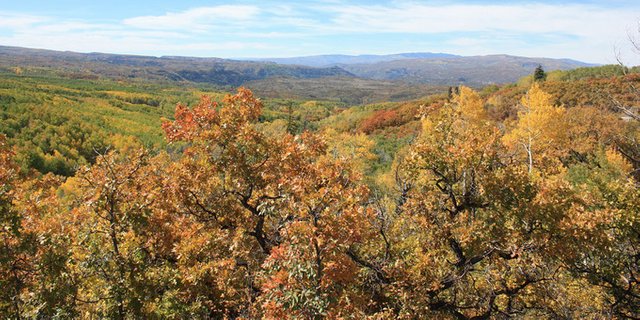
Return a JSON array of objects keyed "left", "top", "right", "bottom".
[
  {"left": 249, "top": 53, "right": 596, "bottom": 85},
  {"left": 0, "top": 45, "right": 596, "bottom": 89},
  {"left": 251, "top": 52, "right": 461, "bottom": 67},
  {"left": 0, "top": 46, "right": 352, "bottom": 87}
]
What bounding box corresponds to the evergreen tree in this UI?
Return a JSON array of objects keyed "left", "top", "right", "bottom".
[{"left": 534, "top": 64, "right": 547, "bottom": 82}]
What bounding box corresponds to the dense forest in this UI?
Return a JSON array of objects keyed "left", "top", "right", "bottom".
[{"left": 1, "top": 62, "right": 640, "bottom": 319}]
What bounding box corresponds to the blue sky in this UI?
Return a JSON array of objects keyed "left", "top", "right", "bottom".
[{"left": 1, "top": 1, "right": 639, "bottom": 64}]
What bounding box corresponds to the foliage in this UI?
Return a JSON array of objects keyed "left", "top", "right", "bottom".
[
  {"left": 1, "top": 68, "right": 640, "bottom": 319},
  {"left": 502, "top": 83, "right": 567, "bottom": 173},
  {"left": 0, "top": 73, "right": 348, "bottom": 176},
  {"left": 547, "top": 64, "right": 640, "bottom": 82}
]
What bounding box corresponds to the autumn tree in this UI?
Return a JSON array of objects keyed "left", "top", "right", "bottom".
[
  {"left": 160, "top": 88, "right": 376, "bottom": 317},
  {"left": 361, "top": 87, "right": 617, "bottom": 318},
  {"left": 553, "top": 147, "right": 640, "bottom": 318},
  {"left": 160, "top": 90, "right": 290, "bottom": 315},
  {"left": 503, "top": 83, "right": 567, "bottom": 173},
  {"left": 56, "top": 148, "right": 180, "bottom": 318},
  {"left": 389, "top": 87, "right": 558, "bottom": 317},
  {"left": 0, "top": 135, "right": 27, "bottom": 317}
]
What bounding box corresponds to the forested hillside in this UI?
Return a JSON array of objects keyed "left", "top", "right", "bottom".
[
  {"left": 0, "top": 71, "right": 354, "bottom": 176},
  {"left": 0, "top": 46, "right": 354, "bottom": 86},
  {"left": 1, "top": 46, "right": 594, "bottom": 90},
  {"left": 2, "top": 59, "right": 640, "bottom": 318},
  {"left": 336, "top": 54, "right": 594, "bottom": 85}
]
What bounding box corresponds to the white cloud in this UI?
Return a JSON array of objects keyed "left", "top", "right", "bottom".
[
  {"left": 320, "top": 3, "right": 635, "bottom": 37},
  {"left": 123, "top": 5, "right": 261, "bottom": 31},
  {"left": 0, "top": 30, "right": 271, "bottom": 57},
  {"left": 0, "top": 12, "right": 45, "bottom": 29},
  {"left": 311, "top": 2, "right": 640, "bottom": 64},
  {"left": 0, "top": 7, "right": 276, "bottom": 56},
  {"left": 0, "top": 2, "right": 639, "bottom": 63}
]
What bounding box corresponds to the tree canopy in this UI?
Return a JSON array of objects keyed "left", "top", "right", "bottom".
[{"left": 1, "top": 80, "right": 640, "bottom": 318}]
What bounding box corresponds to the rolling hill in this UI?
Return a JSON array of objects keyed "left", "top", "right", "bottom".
[
  {"left": 251, "top": 53, "right": 596, "bottom": 86},
  {"left": 340, "top": 54, "right": 595, "bottom": 85},
  {"left": 0, "top": 46, "right": 598, "bottom": 100},
  {"left": 0, "top": 45, "right": 353, "bottom": 87},
  {"left": 244, "top": 76, "right": 446, "bottom": 104},
  {"left": 252, "top": 52, "right": 460, "bottom": 67}
]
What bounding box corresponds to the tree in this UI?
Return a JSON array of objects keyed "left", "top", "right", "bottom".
[
  {"left": 502, "top": 83, "right": 566, "bottom": 173},
  {"left": 161, "top": 88, "right": 376, "bottom": 317},
  {"left": 62, "top": 149, "right": 165, "bottom": 318},
  {"left": 384, "top": 87, "right": 562, "bottom": 318},
  {"left": 0, "top": 133, "right": 80, "bottom": 318},
  {"left": 0, "top": 135, "right": 26, "bottom": 318},
  {"left": 364, "top": 87, "right": 619, "bottom": 318},
  {"left": 534, "top": 64, "right": 546, "bottom": 82}
]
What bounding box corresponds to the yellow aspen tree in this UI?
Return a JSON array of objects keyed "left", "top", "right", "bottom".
[{"left": 502, "top": 83, "right": 566, "bottom": 173}]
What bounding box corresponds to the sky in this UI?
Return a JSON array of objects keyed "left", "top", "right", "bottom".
[{"left": 1, "top": 0, "right": 640, "bottom": 64}]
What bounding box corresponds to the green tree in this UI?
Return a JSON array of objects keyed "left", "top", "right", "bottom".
[{"left": 534, "top": 64, "right": 546, "bottom": 82}]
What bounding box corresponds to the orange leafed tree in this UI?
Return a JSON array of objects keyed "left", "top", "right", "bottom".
[{"left": 160, "top": 88, "right": 376, "bottom": 318}]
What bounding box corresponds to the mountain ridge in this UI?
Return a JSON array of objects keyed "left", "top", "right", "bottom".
[
  {"left": 0, "top": 45, "right": 597, "bottom": 87},
  {"left": 248, "top": 52, "right": 596, "bottom": 68},
  {"left": 249, "top": 52, "right": 462, "bottom": 67},
  {"left": 0, "top": 45, "right": 354, "bottom": 86},
  {"left": 248, "top": 52, "right": 597, "bottom": 85}
]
